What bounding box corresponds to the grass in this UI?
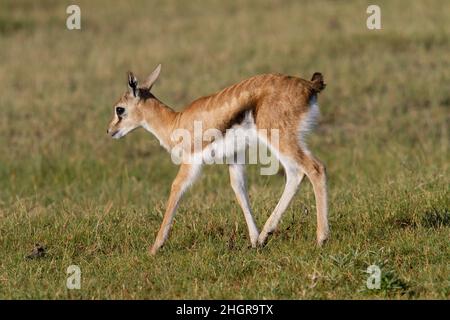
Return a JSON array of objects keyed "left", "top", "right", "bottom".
[{"left": 0, "top": 0, "right": 449, "bottom": 299}]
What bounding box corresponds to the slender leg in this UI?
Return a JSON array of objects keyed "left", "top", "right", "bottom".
[
  {"left": 150, "top": 163, "right": 201, "bottom": 255},
  {"left": 229, "top": 164, "right": 259, "bottom": 247},
  {"left": 301, "top": 155, "right": 329, "bottom": 245},
  {"left": 258, "top": 157, "right": 304, "bottom": 246}
]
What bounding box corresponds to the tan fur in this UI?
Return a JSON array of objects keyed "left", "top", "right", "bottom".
[{"left": 107, "top": 65, "right": 329, "bottom": 254}]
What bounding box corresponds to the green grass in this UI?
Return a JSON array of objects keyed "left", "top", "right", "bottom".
[{"left": 0, "top": 0, "right": 449, "bottom": 299}]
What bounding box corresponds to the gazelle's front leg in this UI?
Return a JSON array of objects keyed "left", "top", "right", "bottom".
[
  {"left": 150, "top": 163, "right": 201, "bottom": 255},
  {"left": 229, "top": 164, "right": 259, "bottom": 247}
]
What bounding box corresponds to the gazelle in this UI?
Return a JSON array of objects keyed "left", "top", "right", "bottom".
[{"left": 107, "top": 64, "right": 329, "bottom": 255}]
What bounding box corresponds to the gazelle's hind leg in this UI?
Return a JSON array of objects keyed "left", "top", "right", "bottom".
[
  {"left": 229, "top": 164, "right": 259, "bottom": 247},
  {"left": 299, "top": 153, "right": 329, "bottom": 245},
  {"left": 257, "top": 139, "right": 329, "bottom": 247},
  {"left": 257, "top": 154, "right": 304, "bottom": 246}
]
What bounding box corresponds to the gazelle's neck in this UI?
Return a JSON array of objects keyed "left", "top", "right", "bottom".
[{"left": 140, "top": 98, "right": 177, "bottom": 151}]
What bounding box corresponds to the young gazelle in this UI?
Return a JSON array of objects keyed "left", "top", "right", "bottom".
[{"left": 107, "top": 64, "right": 329, "bottom": 255}]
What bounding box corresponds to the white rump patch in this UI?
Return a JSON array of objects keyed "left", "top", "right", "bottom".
[{"left": 297, "top": 96, "right": 320, "bottom": 151}]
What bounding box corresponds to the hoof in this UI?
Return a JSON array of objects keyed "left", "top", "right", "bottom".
[
  {"left": 256, "top": 237, "right": 268, "bottom": 248},
  {"left": 149, "top": 246, "right": 158, "bottom": 255},
  {"left": 317, "top": 234, "right": 329, "bottom": 247}
]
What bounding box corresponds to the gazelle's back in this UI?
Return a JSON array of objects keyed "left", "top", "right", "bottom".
[{"left": 177, "top": 73, "right": 322, "bottom": 134}]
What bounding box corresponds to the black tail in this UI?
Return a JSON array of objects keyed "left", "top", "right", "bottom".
[{"left": 310, "top": 72, "right": 326, "bottom": 93}]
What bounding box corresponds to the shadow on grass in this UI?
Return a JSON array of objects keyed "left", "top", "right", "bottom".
[{"left": 421, "top": 208, "right": 450, "bottom": 229}]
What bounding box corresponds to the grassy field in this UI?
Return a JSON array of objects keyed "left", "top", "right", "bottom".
[{"left": 0, "top": 0, "right": 449, "bottom": 299}]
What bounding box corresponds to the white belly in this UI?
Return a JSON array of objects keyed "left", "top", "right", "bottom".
[{"left": 200, "top": 111, "right": 257, "bottom": 164}]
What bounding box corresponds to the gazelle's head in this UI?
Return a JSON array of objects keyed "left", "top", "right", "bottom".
[{"left": 107, "top": 64, "right": 162, "bottom": 139}]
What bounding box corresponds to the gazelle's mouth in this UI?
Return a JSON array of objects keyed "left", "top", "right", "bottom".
[{"left": 110, "top": 130, "right": 121, "bottom": 139}]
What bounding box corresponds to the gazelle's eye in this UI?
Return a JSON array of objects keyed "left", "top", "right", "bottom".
[{"left": 116, "top": 107, "right": 125, "bottom": 117}]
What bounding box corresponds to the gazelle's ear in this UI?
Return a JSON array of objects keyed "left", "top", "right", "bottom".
[
  {"left": 127, "top": 71, "right": 139, "bottom": 97},
  {"left": 142, "top": 64, "right": 162, "bottom": 90}
]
